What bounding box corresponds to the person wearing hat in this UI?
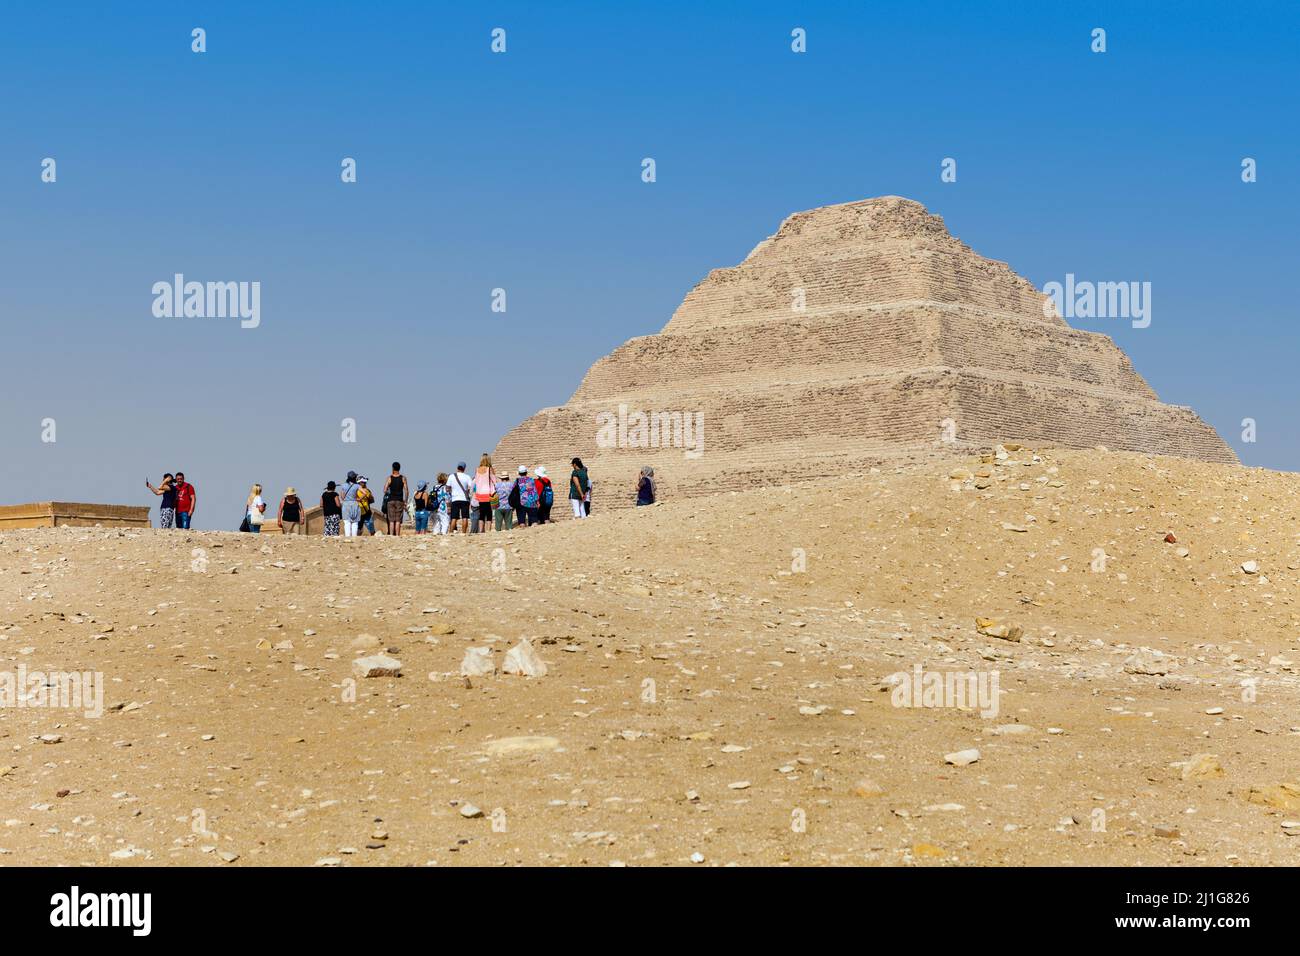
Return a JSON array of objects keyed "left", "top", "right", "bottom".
[
  {"left": 413, "top": 479, "right": 432, "bottom": 534},
  {"left": 534, "top": 465, "right": 554, "bottom": 524},
  {"left": 341, "top": 472, "right": 362, "bottom": 537},
  {"left": 493, "top": 470, "right": 517, "bottom": 532},
  {"left": 356, "top": 476, "right": 376, "bottom": 536},
  {"left": 278, "top": 487, "right": 305, "bottom": 534},
  {"left": 514, "top": 464, "right": 541, "bottom": 527},
  {"left": 447, "top": 461, "right": 473, "bottom": 534},
  {"left": 321, "top": 481, "right": 342, "bottom": 536},
  {"left": 511, "top": 465, "right": 529, "bottom": 527}
]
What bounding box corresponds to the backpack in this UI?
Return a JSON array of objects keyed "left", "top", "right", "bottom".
[
  {"left": 541, "top": 481, "right": 553, "bottom": 506},
  {"left": 519, "top": 477, "right": 539, "bottom": 508},
  {"left": 508, "top": 480, "right": 521, "bottom": 509}
]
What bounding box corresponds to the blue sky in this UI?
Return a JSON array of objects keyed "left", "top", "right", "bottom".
[{"left": 2, "top": 1, "right": 1296, "bottom": 526}]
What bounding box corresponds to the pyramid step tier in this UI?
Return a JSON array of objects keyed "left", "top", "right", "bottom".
[
  {"left": 510, "top": 369, "right": 1232, "bottom": 459},
  {"left": 573, "top": 303, "right": 1157, "bottom": 404},
  {"left": 666, "top": 248, "right": 1058, "bottom": 333},
  {"left": 664, "top": 197, "right": 1062, "bottom": 333},
  {"left": 496, "top": 367, "right": 1237, "bottom": 512}
]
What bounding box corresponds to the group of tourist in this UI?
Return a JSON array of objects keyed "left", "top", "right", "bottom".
[
  {"left": 311, "top": 456, "right": 593, "bottom": 536},
  {"left": 149, "top": 455, "right": 659, "bottom": 533}
]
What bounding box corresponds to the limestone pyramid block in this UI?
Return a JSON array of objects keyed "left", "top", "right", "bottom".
[{"left": 495, "top": 196, "right": 1236, "bottom": 509}]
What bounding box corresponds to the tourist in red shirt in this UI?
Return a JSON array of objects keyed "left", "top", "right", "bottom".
[
  {"left": 173, "top": 472, "right": 197, "bottom": 529},
  {"left": 534, "top": 466, "right": 554, "bottom": 524}
]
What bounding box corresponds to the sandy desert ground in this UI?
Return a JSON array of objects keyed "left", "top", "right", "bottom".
[{"left": 2, "top": 445, "right": 1299, "bottom": 866}]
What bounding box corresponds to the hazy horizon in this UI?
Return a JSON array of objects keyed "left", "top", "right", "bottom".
[{"left": 3, "top": 0, "right": 1297, "bottom": 528}]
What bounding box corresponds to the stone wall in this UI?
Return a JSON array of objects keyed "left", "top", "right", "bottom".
[
  {"left": 0, "top": 502, "right": 151, "bottom": 531},
  {"left": 255, "top": 505, "right": 329, "bottom": 535}
]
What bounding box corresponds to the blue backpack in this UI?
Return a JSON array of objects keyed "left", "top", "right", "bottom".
[{"left": 541, "top": 481, "right": 553, "bottom": 506}]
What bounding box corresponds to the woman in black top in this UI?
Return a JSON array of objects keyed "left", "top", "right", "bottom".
[
  {"left": 321, "top": 481, "right": 342, "bottom": 537},
  {"left": 413, "top": 481, "right": 431, "bottom": 534},
  {"left": 146, "top": 473, "right": 177, "bottom": 529},
  {"left": 278, "top": 487, "right": 304, "bottom": 534}
]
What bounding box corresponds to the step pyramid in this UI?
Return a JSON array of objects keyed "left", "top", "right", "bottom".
[{"left": 495, "top": 196, "right": 1237, "bottom": 509}]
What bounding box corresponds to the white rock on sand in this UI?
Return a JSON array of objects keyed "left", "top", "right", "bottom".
[
  {"left": 484, "top": 736, "right": 561, "bottom": 756},
  {"left": 352, "top": 655, "right": 402, "bottom": 678},
  {"left": 501, "top": 638, "right": 548, "bottom": 677},
  {"left": 1123, "top": 649, "right": 1172, "bottom": 676},
  {"left": 460, "top": 647, "right": 495, "bottom": 677}
]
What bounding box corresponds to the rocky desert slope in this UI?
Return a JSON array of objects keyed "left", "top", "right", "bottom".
[{"left": 1, "top": 446, "right": 1298, "bottom": 866}]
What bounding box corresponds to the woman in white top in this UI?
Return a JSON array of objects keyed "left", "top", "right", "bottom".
[{"left": 245, "top": 483, "right": 266, "bottom": 533}]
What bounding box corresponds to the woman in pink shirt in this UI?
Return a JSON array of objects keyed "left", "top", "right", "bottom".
[{"left": 472, "top": 454, "right": 499, "bottom": 534}]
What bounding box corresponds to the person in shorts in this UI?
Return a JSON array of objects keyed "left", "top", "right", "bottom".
[
  {"left": 447, "top": 462, "right": 472, "bottom": 534},
  {"left": 413, "top": 480, "right": 432, "bottom": 533},
  {"left": 472, "top": 454, "right": 498, "bottom": 533},
  {"left": 384, "top": 462, "right": 408, "bottom": 536}
]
